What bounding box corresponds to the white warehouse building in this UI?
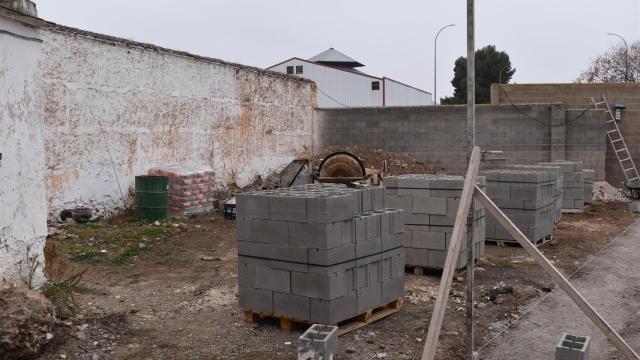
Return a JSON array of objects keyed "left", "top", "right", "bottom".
[{"left": 267, "top": 48, "right": 432, "bottom": 108}]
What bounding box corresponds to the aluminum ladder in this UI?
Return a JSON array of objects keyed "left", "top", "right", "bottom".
[{"left": 592, "top": 94, "right": 640, "bottom": 183}]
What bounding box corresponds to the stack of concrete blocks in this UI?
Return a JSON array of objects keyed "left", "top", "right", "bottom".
[
  {"left": 236, "top": 184, "right": 406, "bottom": 325},
  {"left": 556, "top": 333, "right": 590, "bottom": 360},
  {"left": 539, "top": 161, "right": 584, "bottom": 213},
  {"left": 480, "top": 169, "right": 556, "bottom": 244},
  {"left": 503, "top": 165, "right": 563, "bottom": 222},
  {"left": 583, "top": 169, "right": 594, "bottom": 204},
  {"left": 384, "top": 175, "right": 486, "bottom": 270},
  {"left": 297, "top": 324, "right": 338, "bottom": 360}
]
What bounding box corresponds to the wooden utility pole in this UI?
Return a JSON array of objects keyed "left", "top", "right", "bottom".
[
  {"left": 421, "top": 147, "right": 481, "bottom": 360},
  {"left": 466, "top": 0, "right": 477, "bottom": 359}
]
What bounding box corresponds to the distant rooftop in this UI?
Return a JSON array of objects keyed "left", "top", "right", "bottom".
[{"left": 308, "top": 48, "right": 364, "bottom": 69}]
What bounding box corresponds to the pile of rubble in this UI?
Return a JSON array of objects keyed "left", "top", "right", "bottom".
[
  {"left": 592, "top": 181, "right": 629, "bottom": 202},
  {"left": 313, "top": 146, "right": 434, "bottom": 176}
]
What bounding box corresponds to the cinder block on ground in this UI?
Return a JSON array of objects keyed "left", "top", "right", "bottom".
[
  {"left": 555, "top": 333, "right": 590, "bottom": 360},
  {"left": 298, "top": 324, "right": 339, "bottom": 360}
]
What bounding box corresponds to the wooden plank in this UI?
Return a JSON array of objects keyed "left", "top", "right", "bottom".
[
  {"left": 421, "top": 146, "right": 481, "bottom": 360},
  {"left": 474, "top": 186, "right": 640, "bottom": 360}
]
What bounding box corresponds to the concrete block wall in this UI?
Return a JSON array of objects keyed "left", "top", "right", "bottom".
[
  {"left": 491, "top": 83, "right": 639, "bottom": 183},
  {"left": 480, "top": 169, "right": 557, "bottom": 243},
  {"left": 384, "top": 175, "right": 486, "bottom": 270},
  {"left": 315, "top": 104, "right": 606, "bottom": 178},
  {"left": 236, "top": 184, "right": 405, "bottom": 324},
  {"left": 539, "top": 161, "right": 585, "bottom": 212}
]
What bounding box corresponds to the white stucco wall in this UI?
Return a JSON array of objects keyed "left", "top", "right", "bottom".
[
  {"left": 39, "top": 28, "right": 317, "bottom": 216},
  {"left": 0, "top": 16, "right": 47, "bottom": 286}
]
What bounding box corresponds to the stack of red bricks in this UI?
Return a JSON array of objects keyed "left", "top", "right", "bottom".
[{"left": 148, "top": 163, "right": 215, "bottom": 216}]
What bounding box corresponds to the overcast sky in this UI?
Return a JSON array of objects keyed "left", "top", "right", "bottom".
[{"left": 36, "top": 0, "right": 639, "bottom": 100}]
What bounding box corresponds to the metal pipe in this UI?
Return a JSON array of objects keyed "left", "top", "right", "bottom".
[
  {"left": 607, "top": 33, "right": 630, "bottom": 82},
  {"left": 433, "top": 24, "right": 456, "bottom": 105}
]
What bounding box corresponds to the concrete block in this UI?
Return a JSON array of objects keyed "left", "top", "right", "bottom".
[
  {"left": 252, "top": 219, "right": 288, "bottom": 245},
  {"left": 270, "top": 244, "right": 308, "bottom": 263},
  {"left": 298, "top": 324, "right": 339, "bottom": 360},
  {"left": 237, "top": 193, "right": 269, "bottom": 219},
  {"left": 269, "top": 195, "right": 308, "bottom": 222},
  {"left": 411, "top": 229, "right": 446, "bottom": 250},
  {"left": 404, "top": 213, "right": 430, "bottom": 225},
  {"left": 308, "top": 243, "right": 356, "bottom": 266},
  {"left": 307, "top": 193, "right": 357, "bottom": 223},
  {"left": 237, "top": 241, "right": 270, "bottom": 258},
  {"left": 291, "top": 266, "right": 354, "bottom": 300},
  {"left": 415, "top": 195, "right": 447, "bottom": 215},
  {"left": 274, "top": 292, "right": 310, "bottom": 321},
  {"left": 236, "top": 216, "right": 253, "bottom": 241},
  {"left": 239, "top": 286, "right": 273, "bottom": 314},
  {"left": 288, "top": 221, "right": 341, "bottom": 249},
  {"left": 341, "top": 219, "right": 354, "bottom": 244},
  {"left": 382, "top": 277, "right": 404, "bottom": 303},
  {"left": 384, "top": 194, "right": 412, "bottom": 213},
  {"left": 555, "top": 333, "right": 590, "bottom": 360},
  {"left": 255, "top": 264, "right": 291, "bottom": 293},
  {"left": 309, "top": 293, "right": 357, "bottom": 325},
  {"left": 356, "top": 283, "right": 382, "bottom": 314},
  {"left": 365, "top": 213, "right": 381, "bottom": 239}
]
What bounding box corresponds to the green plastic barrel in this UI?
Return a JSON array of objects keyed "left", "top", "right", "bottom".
[{"left": 135, "top": 176, "right": 169, "bottom": 223}]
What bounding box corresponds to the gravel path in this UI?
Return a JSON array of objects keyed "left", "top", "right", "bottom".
[{"left": 481, "top": 218, "right": 640, "bottom": 359}]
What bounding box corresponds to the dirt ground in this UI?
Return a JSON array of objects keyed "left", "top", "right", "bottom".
[{"left": 40, "top": 202, "right": 636, "bottom": 360}]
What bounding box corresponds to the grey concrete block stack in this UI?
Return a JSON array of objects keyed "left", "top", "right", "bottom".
[
  {"left": 539, "top": 161, "right": 584, "bottom": 212},
  {"left": 503, "top": 164, "right": 563, "bottom": 221},
  {"left": 384, "top": 175, "right": 486, "bottom": 270},
  {"left": 236, "top": 184, "right": 405, "bottom": 325},
  {"left": 480, "top": 169, "right": 556, "bottom": 244},
  {"left": 583, "top": 169, "right": 594, "bottom": 204}
]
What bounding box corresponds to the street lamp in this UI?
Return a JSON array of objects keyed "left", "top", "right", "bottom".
[
  {"left": 434, "top": 24, "right": 455, "bottom": 105},
  {"left": 607, "top": 33, "right": 630, "bottom": 82}
]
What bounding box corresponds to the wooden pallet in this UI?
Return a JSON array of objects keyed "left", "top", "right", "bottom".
[
  {"left": 486, "top": 234, "right": 553, "bottom": 247},
  {"left": 242, "top": 299, "right": 402, "bottom": 336}
]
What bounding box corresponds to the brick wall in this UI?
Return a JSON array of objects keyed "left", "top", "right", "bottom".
[
  {"left": 315, "top": 104, "right": 606, "bottom": 178},
  {"left": 492, "top": 83, "right": 640, "bottom": 184}
]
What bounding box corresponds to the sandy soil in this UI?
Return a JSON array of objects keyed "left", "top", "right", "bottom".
[{"left": 39, "top": 202, "right": 636, "bottom": 360}]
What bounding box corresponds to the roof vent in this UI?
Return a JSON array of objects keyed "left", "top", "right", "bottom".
[{"left": 0, "top": 0, "right": 37, "bottom": 17}]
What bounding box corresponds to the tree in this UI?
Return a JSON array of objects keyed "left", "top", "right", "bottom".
[
  {"left": 441, "top": 45, "right": 515, "bottom": 104},
  {"left": 577, "top": 41, "right": 639, "bottom": 83}
]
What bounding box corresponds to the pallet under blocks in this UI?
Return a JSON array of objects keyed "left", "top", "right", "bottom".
[{"left": 236, "top": 184, "right": 405, "bottom": 325}]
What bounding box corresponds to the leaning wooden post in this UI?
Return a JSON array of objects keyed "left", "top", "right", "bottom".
[
  {"left": 421, "top": 146, "right": 481, "bottom": 360},
  {"left": 474, "top": 186, "right": 640, "bottom": 360}
]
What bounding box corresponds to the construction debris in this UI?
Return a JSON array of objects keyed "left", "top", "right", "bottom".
[{"left": 592, "top": 181, "right": 628, "bottom": 202}]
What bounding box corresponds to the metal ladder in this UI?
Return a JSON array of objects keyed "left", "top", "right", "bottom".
[{"left": 592, "top": 94, "right": 640, "bottom": 183}]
